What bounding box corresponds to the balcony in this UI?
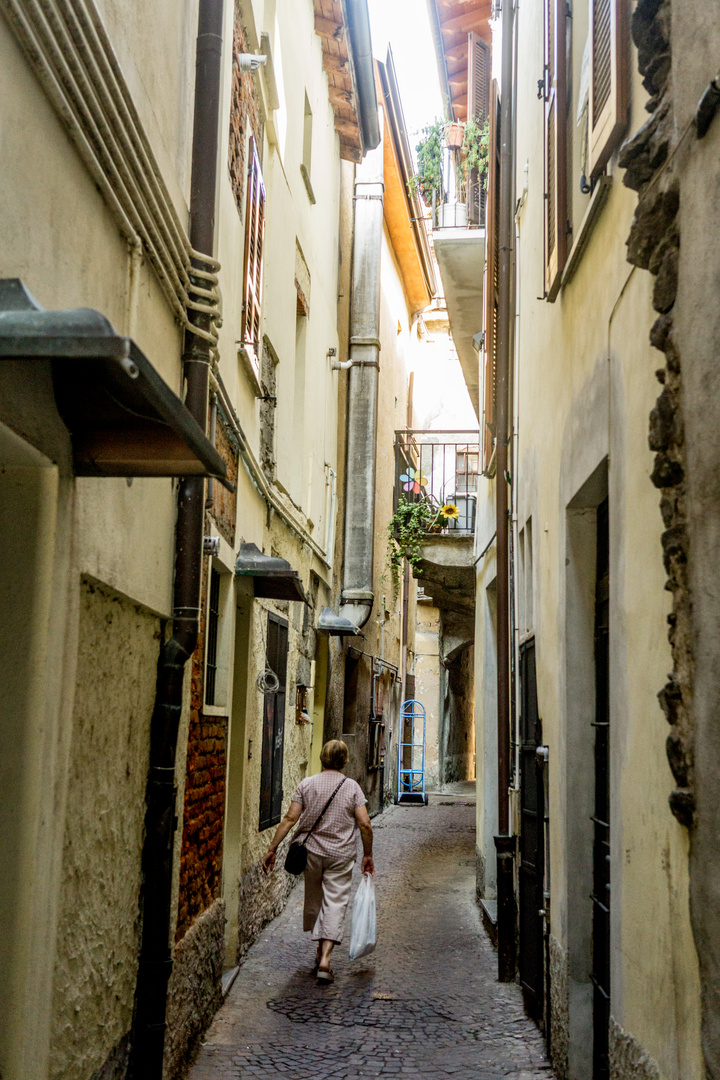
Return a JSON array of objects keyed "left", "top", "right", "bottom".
[
  {"left": 431, "top": 221, "right": 485, "bottom": 420},
  {"left": 394, "top": 430, "right": 478, "bottom": 627}
]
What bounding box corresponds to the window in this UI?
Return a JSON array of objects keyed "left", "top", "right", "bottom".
[
  {"left": 204, "top": 564, "right": 231, "bottom": 709},
  {"left": 300, "top": 93, "right": 315, "bottom": 203},
  {"left": 588, "top": 0, "right": 629, "bottom": 177},
  {"left": 242, "top": 138, "right": 266, "bottom": 377},
  {"left": 205, "top": 568, "right": 221, "bottom": 705},
  {"left": 544, "top": 0, "right": 568, "bottom": 301},
  {"left": 483, "top": 80, "right": 501, "bottom": 469},
  {"left": 456, "top": 447, "right": 479, "bottom": 493},
  {"left": 467, "top": 31, "right": 491, "bottom": 225},
  {"left": 259, "top": 614, "right": 288, "bottom": 830}
]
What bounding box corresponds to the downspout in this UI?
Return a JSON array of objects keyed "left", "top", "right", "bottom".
[
  {"left": 131, "top": 0, "right": 224, "bottom": 1073},
  {"left": 339, "top": 128, "right": 384, "bottom": 630},
  {"left": 494, "top": 0, "right": 517, "bottom": 983},
  {"left": 345, "top": 0, "right": 381, "bottom": 151}
]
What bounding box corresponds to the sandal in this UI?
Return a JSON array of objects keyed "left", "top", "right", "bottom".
[{"left": 316, "top": 967, "right": 334, "bottom": 985}]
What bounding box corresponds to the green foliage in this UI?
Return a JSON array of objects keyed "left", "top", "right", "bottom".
[
  {"left": 461, "top": 116, "right": 490, "bottom": 186},
  {"left": 385, "top": 496, "right": 436, "bottom": 597},
  {"left": 408, "top": 119, "right": 445, "bottom": 207}
]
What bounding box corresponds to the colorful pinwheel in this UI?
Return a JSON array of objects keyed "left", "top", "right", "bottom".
[{"left": 399, "top": 467, "right": 428, "bottom": 494}]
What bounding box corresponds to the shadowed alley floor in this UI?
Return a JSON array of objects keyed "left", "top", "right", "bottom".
[{"left": 189, "top": 797, "right": 554, "bottom": 1079}]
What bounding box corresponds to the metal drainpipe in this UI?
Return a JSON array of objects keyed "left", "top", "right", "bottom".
[
  {"left": 339, "top": 128, "right": 384, "bottom": 630},
  {"left": 131, "top": 1, "right": 224, "bottom": 1074},
  {"left": 494, "top": 0, "right": 517, "bottom": 984}
]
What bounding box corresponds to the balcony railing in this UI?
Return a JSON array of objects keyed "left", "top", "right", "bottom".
[{"left": 394, "top": 430, "right": 480, "bottom": 535}]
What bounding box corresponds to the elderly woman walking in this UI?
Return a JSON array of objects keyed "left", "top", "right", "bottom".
[{"left": 262, "top": 739, "right": 374, "bottom": 984}]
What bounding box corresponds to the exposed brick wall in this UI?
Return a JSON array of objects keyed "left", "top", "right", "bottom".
[
  {"left": 210, "top": 412, "right": 238, "bottom": 547},
  {"left": 228, "top": 5, "right": 261, "bottom": 221},
  {"left": 176, "top": 547, "right": 228, "bottom": 941},
  {"left": 619, "top": 0, "right": 694, "bottom": 828}
]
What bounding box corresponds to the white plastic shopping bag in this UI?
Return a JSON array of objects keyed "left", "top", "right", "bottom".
[{"left": 348, "top": 872, "right": 376, "bottom": 960}]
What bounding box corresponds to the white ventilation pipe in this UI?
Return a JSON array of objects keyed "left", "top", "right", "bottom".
[{"left": 339, "top": 126, "right": 384, "bottom": 629}]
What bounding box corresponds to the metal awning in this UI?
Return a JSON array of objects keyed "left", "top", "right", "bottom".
[
  {"left": 316, "top": 607, "right": 362, "bottom": 636},
  {"left": 0, "top": 279, "right": 229, "bottom": 484},
  {"left": 234, "top": 542, "right": 308, "bottom": 603}
]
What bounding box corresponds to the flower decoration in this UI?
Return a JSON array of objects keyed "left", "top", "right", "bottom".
[
  {"left": 440, "top": 503, "right": 460, "bottom": 520},
  {"left": 399, "top": 467, "right": 428, "bottom": 494}
]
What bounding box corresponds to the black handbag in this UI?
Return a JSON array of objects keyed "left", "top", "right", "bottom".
[{"left": 284, "top": 777, "right": 347, "bottom": 875}]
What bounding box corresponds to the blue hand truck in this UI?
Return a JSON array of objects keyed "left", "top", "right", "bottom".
[{"left": 395, "top": 699, "right": 428, "bottom": 805}]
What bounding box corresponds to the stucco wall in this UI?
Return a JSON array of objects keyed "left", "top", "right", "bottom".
[
  {"left": 49, "top": 579, "right": 160, "bottom": 1080},
  {"left": 469, "top": 2, "right": 703, "bottom": 1077}
]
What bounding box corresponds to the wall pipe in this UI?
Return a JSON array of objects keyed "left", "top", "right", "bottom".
[
  {"left": 339, "top": 128, "right": 384, "bottom": 630},
  {"left": 130, "top": 0, "right": 224, "bottom": 1074},
  {"left": 494, "top": 0, "right": 518, "bottom": 984}
]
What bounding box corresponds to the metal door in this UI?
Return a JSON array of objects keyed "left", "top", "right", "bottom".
[
  {"left": 259, "top": 613, "right": 288, "bottom": 831},
  {"left": 519, "top": 638, "right": 545, "bottom": 1021},
  {"left": 592, "top": 499, "right": 610, "bottom": 1079}
]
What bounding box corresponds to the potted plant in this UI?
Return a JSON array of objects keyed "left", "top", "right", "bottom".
[
  {"left": 407, "top": 119, "right": 444, "bottom": 208},
  {"left": 444, "top": 120, "right": 465, "bottom": 150}
]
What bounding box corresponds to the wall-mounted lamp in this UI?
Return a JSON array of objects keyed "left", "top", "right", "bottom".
[
  {"left": 236, "top": 52, "right": 268, "bottom": 72},
  {"left": 472, "top": 331, "right": 485, "bottom": 354}
]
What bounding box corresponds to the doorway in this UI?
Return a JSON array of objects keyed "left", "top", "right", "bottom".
[
  {"left": 591, "top": 498, "right": 610, "bottom": 1079},
  {"left": 518, "top": 638, "right": 545, "bottom": 1022},
  {"left": 259, "top": 613, "right": 288, "bottom": 831}
]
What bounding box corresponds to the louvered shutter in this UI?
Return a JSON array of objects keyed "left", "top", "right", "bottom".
[
  {"left": 483, "top": 80, "right": 501, "bottom": 469},
  {"left": 242, "top": 138, "right": 266, "bottom": 375},
  {"left": 545, "top": 0, "right": 567, "bottom": 301},
  {"left": 588, "top": 0, "right": 628, "bottom": 177},
  {"left": 467, "top": 32, "right": 491, "bottom": 225}
]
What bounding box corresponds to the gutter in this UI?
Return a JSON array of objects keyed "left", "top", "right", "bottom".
[
  {"left": 494, "top": 0, "right": 517, "bottom": 984},
  {"left": 131, "top": 0, "right": 224, "bottom": 1073},
  {"left": 346, "top": 0, "right": 380, "bottom": 151}
]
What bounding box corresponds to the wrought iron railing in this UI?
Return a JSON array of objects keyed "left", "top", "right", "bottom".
[{"left": 394, "top": 430, "right": 480, "bottom": 535}]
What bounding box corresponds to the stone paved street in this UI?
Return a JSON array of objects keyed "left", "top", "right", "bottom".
[{"left": 189, "top": 797, "right": 554, "bottom": 1079}]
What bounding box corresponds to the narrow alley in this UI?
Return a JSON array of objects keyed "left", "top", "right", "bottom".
[{"left": 190, "top": 797, "right": 552, "bottom": 1080}]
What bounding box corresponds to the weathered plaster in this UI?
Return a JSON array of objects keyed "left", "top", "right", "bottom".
[{"left": 50, "top": 580, "right": 160, "bottom": 1080}]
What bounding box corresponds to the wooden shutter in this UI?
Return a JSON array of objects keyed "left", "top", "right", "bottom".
[
  {"left": 483, "top": 80, "right": 501, "bottom": 470},
  {"left": 242, "top": 138, "right": 266, "bottom": 376},
  {"left": 259, "top": 613, "right": 288, "bottom": 831},
  {"left": 467, "top": 32, "right": 491, "bottom": 225},
  {"left": 588, "top": 0, "right": 628, "bottom": 177},
  {"left": 545, "top": 0, "right": 567, "bottom": 301}
]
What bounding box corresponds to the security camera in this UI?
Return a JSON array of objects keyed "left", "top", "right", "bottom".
[{"left": 237, "top": 52, "right": 268, "bottom": 72}]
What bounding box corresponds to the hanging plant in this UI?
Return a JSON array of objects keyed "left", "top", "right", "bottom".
[
  {"left": 461, "top": 116, "right": 490, "bottom": 188},
  {"left": 385, "top": 496, "right": 461, "bottom": 597},
  {"left": 408, "top": 119, "right": 445, "bottom": 208}
]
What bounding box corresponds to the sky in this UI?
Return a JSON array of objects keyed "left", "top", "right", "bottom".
[{"left": 366, "top": 0, "right": 444, "bottom": 159}]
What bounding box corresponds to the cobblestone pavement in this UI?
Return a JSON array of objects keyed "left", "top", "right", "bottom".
[{"left": 189, "top": 799, "right": 554, "bottom": 1079}]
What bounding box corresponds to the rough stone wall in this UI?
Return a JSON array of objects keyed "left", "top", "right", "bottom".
[
  {"left": 548, "top": 934, "right": 569, "bottom": 1080},
  {"left": 609, "top": 1017, "right": 662, "bottom": 1080},
  {"left": 236, "top": 860, "right": 299, "bottom": 963},
  {"left": 259, "top": 334, "right": 279, "bottom": 481},
  {"left": 49, "top": 580, "right": 160, "bottom": 1080},
  {"left": 618, "top": 0, "right": 694, "bottom": 829},
  {"left": 228, "top": 6, "right": 261, "bottom": 219},
  {"left": 164, "top": 899, "right": 225, "bottom": 1080},
  {"left": 211, "top": 413, "right": 239, "bottom": 547}
]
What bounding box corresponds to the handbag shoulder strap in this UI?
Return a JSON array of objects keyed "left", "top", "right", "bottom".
[{"left": 298, "top": 777, "right": 348, "bottom": 847}]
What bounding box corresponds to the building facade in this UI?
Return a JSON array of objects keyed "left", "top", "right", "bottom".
[{"left": 426, "top": 0, "right": 706, "bottom": 1078}]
